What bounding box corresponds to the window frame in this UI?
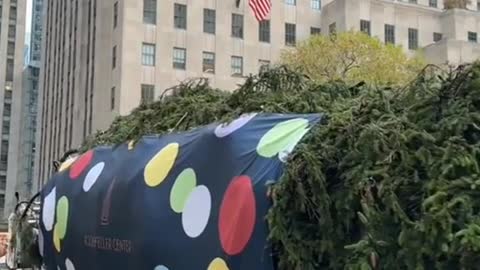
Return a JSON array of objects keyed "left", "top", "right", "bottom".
[
  {"left": 285, "top": 23, "right": 296, "bottom": 46},
  {"left": 360, "top": 20, "right": 371, "bottom": 36},
  {"left": 202, "top": 52, "right": 215, "bottom": 73},
  {"left": 385, "top": 24, "right": 395, "bottom": 44},
  {"left": 111, "top": 87, "right": 115, "bottom": 110},
  {"left": 311, "top": 0, "right": 321, "bottom": 10},
  {"left": 112, "top": 45, "right": 117, "bottom": 69},
  {"left": 8, "top": 24, "right": 16, "bottom": 39},
  {"left": 7, "top": 41, "right": 14, "bottom": 57},
  {"left": 232, "top": 13, "right": 244, "bottom": 39},
  {"left": 113, "top": 2, "right": 118, "bottom": 28},
  {"left": 259, "top": 20, "right": 270, "bottom": 43},
  {"left": 408, "top": 28, "right": 418, "bottom": 50},
  {"left": 310, "top": 27, "right": 321, "bottom": 35},
  {"left": 231, "top": 56, "right": 243, "bottom": 76},
  {"left": 174, "top": 3, "right": 187, "bottom": 29},
  {"left": 203, "top": 8, "right": 216, "bottom": 34},
  {"left": 143, "top": 0, "right": 157, "bottom": 25},
  {"left": 141, "top": 84, "right": 155, "bottom": 104},
  {"left": 5, "top": 59, "right": 14, "bottom": 82},
  {"left": 285, "top": 0, "right": 296, "bottom": 5},
  {"left": 3, "top": 104, "right": 11, "bottom": 117},
  {"left": 468, "top": 31, "right": 478, "bottom": 43},
  {"left": 141, "top": 43, "right": 156, "bottom": 66},
  {"left": 173, "top": 47, "right": 187, "bottom": 70}
]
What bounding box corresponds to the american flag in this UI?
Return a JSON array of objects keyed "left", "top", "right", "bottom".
[{"left": 248, "top": 0, "right": 272, "bottom": 22}]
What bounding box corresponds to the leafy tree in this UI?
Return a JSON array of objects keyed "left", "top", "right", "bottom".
[{"left": 281, "top": 31, "right": 426, "bottom": 86}]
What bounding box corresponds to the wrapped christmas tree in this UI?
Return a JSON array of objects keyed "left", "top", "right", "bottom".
[{"left": 81, "top": 63, "right": 480, "bottom": 269}]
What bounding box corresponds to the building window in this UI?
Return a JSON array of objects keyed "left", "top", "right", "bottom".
[
  {"left": 259, "top": 20, "right": 270, "bottom": 43},
  {"left": 468, "top": 31, "right": 478, "bottom": 43},
  {"left": 9, "top": 6, "right": 16, "bottom": 22},
  {"left": 113, "top": 2, "right": 118, "bottom": 28},
  {"left": 1, "top": 141, "right": 7, "bottom": 166},
  {"left": 329, "top": 22, "right": 336, "bottom": 35},
  {"left": 231, "top": 56, "right": 243, "bottom": 76},
  {"left": 360, "top": 20, "right": 371, "bottom": 36},
  {"left": 478, "top": 1, "right": 480, "bottom": 11},
  {"left": 174, "top": 3, "right": 187, "bottom": 29},
  {"left": 111, "top": 87, "right": 115, "bottom": 110},
  {"left": 112, "top": 46, "right": 117, "bottom": 69},
  {"left": 4, "top": 91, "right": 12, "bottom": 102},
  {"left": 173, "top": 47, "right": 186, "bottom": 70},
  {"left": 385, "top": 24, "right": 395, "bottom": 44},
  {"left": 143, "top": 0, "right": 156, "bottom": 25},
  {"left": 433, "top": 32, "right": 442, "bottom": 42},
  {"left": 141, "top": 84, "right": 155, "bottom": 104},
  {"left": 202, "top": 52, "right": 215, "bottom": 73},
  {"left": 0, "top": 194, "right": 4, "bottom": 210},
  {"left": 5, "top": 59, "right": 13, "bottom": 82},
  {"left": 2, "top": 122, "right": 9, "bottom": 135},
  {"left": 285, "top": 0, "right": 296, "bottom": 5},
  {"left": 311, "top": 0, "right": 321, "bottom": 10},
  {"left": 203, "top": 9, "right": 216, "bottom": 34},
  {"left": 7, "top": 41, "right": 14, "bottom": 56},
  {"left": 285, "top": 23, "right": 296, "bottom": 46},
  {"left": 408, "top": 28, "right": 418, "bottom": 50},
  {"left": 259, "top": 60, "right": 270, "bottom": 72},
  {"left": 3, "top": 104, "right": 10, "bottom": 117},
  {"left": 429, "top": 0, "right": 437, "bottom": 7},
  {"left": 311, "top": 27, "right": 321, "bottom": 35},
  {"left": 232, "top": 14, "right": 244, "bottom": 39},
  {"left": 409, "top": 0, "right": 417, "bottom": 3},
  {"left": 8, "top": 24, "right": 15, "bottom": 39},
  {"left": 0, "top": 176, "right": 5, "bottom": 190},
  {"left": 142, "top": 43, "right": 155, "bottom": 66}
]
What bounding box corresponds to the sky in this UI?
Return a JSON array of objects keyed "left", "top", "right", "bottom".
[{"left": 26, "top": 0, "right": 32, "bottom": 34}]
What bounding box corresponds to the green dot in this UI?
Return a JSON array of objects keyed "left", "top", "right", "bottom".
[
  {"left": 257, "top": 118, "right": 309, "bottom": 158},
  {"left": 170, "top": 168, "right": 197, "bottom": 213},
  {"left": 56, "top": 196, "right": 69, "bottom": 239}
]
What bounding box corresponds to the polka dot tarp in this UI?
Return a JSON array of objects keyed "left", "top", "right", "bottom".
[{"left": 39, "top": 113, "right": 323, "bottom": 270}]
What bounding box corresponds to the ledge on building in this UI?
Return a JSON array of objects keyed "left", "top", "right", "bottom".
[{"left": 423, "top": 38, "right": 480, "bottom": 65}]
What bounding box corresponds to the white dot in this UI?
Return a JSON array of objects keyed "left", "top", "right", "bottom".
[
  {"left": 65, "top": 258, "right": 75, "bottom": 270},
  {"left": 42, "top": 187, "right": 56, "bottom": 231},
  {"left": 181, "top": 185, "right": 211, "bottom": 238},
  {"left": 38, "top": 229, "right": 44, "bottom": 257},
  {"left": 214, "top": 113, "right": 256, "bottom": 138},
  {"left": 83, "top": 162, "right": 105, "bottom": 192},
  {"left": 154, "top": 266, "right": 169, "bottom": 270}
]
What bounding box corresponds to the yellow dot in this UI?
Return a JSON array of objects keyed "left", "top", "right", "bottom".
[
  {"left": 207, "top": 258, "right": 229, "bottom": 270},
  {"left": 59, "top": 157, "right": 78, "bottom": 172},
  {"left": 53, "top": 225, "right": 61, "bottom": 252},
  {"left": 144, "top": 143, "right": 179, "bottom": 187}
]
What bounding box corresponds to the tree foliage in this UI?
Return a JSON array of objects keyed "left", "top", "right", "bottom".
[
  {"left": 280, "top": 31, "right": 425, "bottom": 86},
  {"left": 81, "top": 63, "right": 480, "bottom": 269}
]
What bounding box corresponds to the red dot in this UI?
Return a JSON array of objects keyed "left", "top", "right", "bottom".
[
  {"left": 69, "top": 150, "right": 94, "bottom": 179},
  {"left": 219, "top": 175, "right": 256, "bottom": 256}
]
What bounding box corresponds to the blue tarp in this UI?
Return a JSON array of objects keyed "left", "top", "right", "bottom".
[{"left": 39, "top": 113, "right": 322, "bottom": 270}]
